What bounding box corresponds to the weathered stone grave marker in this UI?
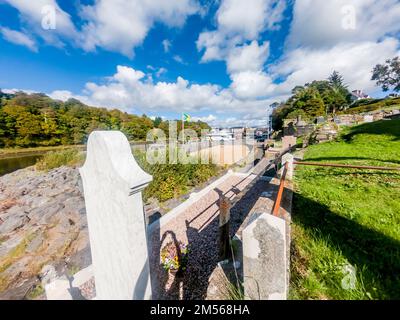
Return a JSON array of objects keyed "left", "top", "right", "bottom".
[
  {"left": 281, "top": 153, "right": 294, "bottom": 180},
  {"left": 242, "top": 213, "right": 287, "bottom": 300},
  {"left": 364, "top": 115, "right": 374, "bottom": 123},
  {"left": 80, "top": 131, "right": 153, "bottom": 300},
  {"left": 282, "top": 136, "right": 296, "bottom": 151},
  {"left": 316, "top": 116, "right": 326, "bottom": 124}
]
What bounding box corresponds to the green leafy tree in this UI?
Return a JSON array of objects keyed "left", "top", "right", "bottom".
[
  {"left": 289, "top": 85, "right": 325, "bottom": 116},
  {"left": 372, "top": 56, "right": 400, "bottom": 92},
  {"left": 0, "top": 93, "right": 213, "bottom": 148},
  {"left": 153, "top": 116, "right": 162, "bottom": 128},
  {"left": 272, "top": 73, "right": 352, "bottom": 130}
]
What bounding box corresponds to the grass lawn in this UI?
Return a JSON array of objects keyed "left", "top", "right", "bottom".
[{"left": 290, "top": 120, "right": 400, "bottom": 300}]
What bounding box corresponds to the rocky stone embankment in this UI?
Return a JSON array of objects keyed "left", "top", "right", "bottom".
[{"left": 0, "top": 166, "right": 90, "bottom": 300}]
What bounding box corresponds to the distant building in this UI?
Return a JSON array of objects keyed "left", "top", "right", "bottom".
[
  {"left": 230, "top": 127, "right": 245, "bottom": 140},
  {"left": 387, "top": 93, "right": 399, "bottom": 98},
  {"left": 206, "top": 128, "right": 234, "bottom": 141},
  {"left": 350, "top": 90, "right": 371, "bottom": 102}
]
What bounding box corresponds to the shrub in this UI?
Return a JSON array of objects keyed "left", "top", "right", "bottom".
[
  {"left": 35, "top": 149, "right": 84, "bottom": 171},
  {"left": 26, "top": 284, "right": 44, "bottom": 300},
  {"left": 134, "top": 149, "right": 220, "bottom": 203},
  {"left": 343, "top": 97, "right": 400, "bottom": 114}
]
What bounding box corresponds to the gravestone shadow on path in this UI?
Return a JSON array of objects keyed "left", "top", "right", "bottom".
[{"left": 149, "top": 177, "right": 271, "bottom": 300}]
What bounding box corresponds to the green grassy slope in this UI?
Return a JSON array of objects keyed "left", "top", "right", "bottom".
[
  {"left": 341, "top": 97, "right": 400, "bottom": 114},
  {"left": 290, "top": 120, "right": 400, "bottom": 300}
]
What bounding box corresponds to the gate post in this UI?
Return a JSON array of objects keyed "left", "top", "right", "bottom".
[{"left": 218, "top": 194, "right": 231, "bottom": 261}]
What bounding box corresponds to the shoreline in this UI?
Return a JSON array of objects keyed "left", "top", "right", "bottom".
[
  {"left": 0, "top": 140, "right": 153, "bottom": 160},
  {"left": 0, "top": 145, "right": 85, "bottom": 160}
]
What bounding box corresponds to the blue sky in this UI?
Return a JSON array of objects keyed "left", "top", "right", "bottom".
[{"left": 0, "top": 0, "right": 399, "bottom": 127}]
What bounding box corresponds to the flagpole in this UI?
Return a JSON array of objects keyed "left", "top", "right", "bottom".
[{"left": 182, "top": 113, "right": 185, "bottom": 144}]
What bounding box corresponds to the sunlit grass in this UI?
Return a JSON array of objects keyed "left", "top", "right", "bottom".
[{"left": 290, "top": 120, "right": 400, "bottom": 300}]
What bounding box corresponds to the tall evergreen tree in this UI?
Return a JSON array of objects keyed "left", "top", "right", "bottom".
[{"left": 328, "top": 71, "right": 346, "bottom": 89}]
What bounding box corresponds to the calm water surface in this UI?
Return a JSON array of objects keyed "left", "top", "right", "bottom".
[{"left": 0, "top": 154, "right": 43, "bottom": 176}]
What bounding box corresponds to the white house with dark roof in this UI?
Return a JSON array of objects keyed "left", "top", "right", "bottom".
[{"left": 350, "top": 90, "right": 371, "bottom": 102}]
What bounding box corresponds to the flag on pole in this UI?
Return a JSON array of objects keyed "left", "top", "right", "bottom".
[{"left": 181, "top": 113, "right": 191, "bottom": 144}]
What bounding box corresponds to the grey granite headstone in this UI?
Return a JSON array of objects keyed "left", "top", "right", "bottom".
[
  {"left": 242, "top": 213, "right": 287, "bottom": 300},
  {"left": 363, "top": 115, "right": 373, "bottom": 123},
  {"left": 282, "top": 136, "right": 296, "bottom": 151},
  {"left": 316, "top": 116, "right": 326, "bottom": 124},
  {"left": 80, "top": 131, "right": 153, "bottom": 300},
  {"left": 281, "top": 153, "right": 294, "bottom": 180}
]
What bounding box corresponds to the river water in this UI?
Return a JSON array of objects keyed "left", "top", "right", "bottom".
[
  {"left": 0, "top": 141, "right": 257, "bottom": 177},
  {"left": 0, "top": 143, "right": 144, "bottom": 177},
  {"left": 0, "top": 154, "right": 43, "bottom": 176}
]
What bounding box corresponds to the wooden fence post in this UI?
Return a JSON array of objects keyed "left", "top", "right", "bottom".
[{"left": 218, "top": 194, "right": 232, "bottom": 261}]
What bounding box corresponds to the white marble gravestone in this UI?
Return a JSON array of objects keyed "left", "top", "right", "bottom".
[
  {"left": 281, "top": 153, "right": 294, "bottom": 180},
  {"left": 80, "top": 131, "right": 153, "bottom": 300}
]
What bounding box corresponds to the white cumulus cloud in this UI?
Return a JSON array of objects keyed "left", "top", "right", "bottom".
[
  {"left": 162, "top": 39, "right": 172, "bottom": 53},
  {"left": 287, "top": 0, "right": 400, "bottom": 49},
  {"left": 48, "top": 65, "right": 278, "bottom": 127},
  {"left": 78, "top": 0, "right": 199, "bottom": 57},
  {"left": 197, "top": 0, "right": 286, "bottom": 63},
  {"left": 269, "top": 0, "right": 400, "bottom": 96},
  {"left": 197, "top": 0, "right": 285, "bottom": 100},
  {"left": 4, "top": 0, "right": 199, "bottom": 56},
  {"left": 0, "top": 27, "right": 37, "bottom": 52},
  {"left": 216, "top": 0, "right": 286, "bottom": 39},
  {"left": 270, "top": 38, "right": 400, "bottom": 95},
  {"left": 4, "top": 0, "right": 78, "bottom": 47},
  {"left": 230, "top": 71, "right": 275, "bottom": 99},
  {"left": 227, "top": 41, "right": 270, "bottom": 74}
]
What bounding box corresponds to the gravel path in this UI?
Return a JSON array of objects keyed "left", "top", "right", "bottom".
[{"left": 149, "top": 163, "right": 280, "bottom": 300}]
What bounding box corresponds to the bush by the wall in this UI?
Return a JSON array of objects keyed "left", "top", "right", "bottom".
[
  {"left": 133, "top": 150, "right": 220, "bottom": 203},
  {"left": 35, "top": 149, "right": 84, "bottom": 171}
]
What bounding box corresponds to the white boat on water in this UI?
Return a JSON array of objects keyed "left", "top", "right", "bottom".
[{"left": 206, "top": 129, "right": 235, "bottom": 141}]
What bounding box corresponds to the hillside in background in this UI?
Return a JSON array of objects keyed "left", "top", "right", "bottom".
[
  {"left": 271, "top": 69, "right": 400, "bottom": 131},
  {"left": 340, "top": 97, "right": 400, "bottom": 114},
  {"left": 0, "top": 91, "right": 210, "bottom": 148}
]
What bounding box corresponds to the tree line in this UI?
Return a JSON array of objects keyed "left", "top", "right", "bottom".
[
  {"left": 0, "top": 92, "right": 210, "bottom": 148},
  {"left": 272, "top": 71, "right": 352, "bottom": 130}
]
